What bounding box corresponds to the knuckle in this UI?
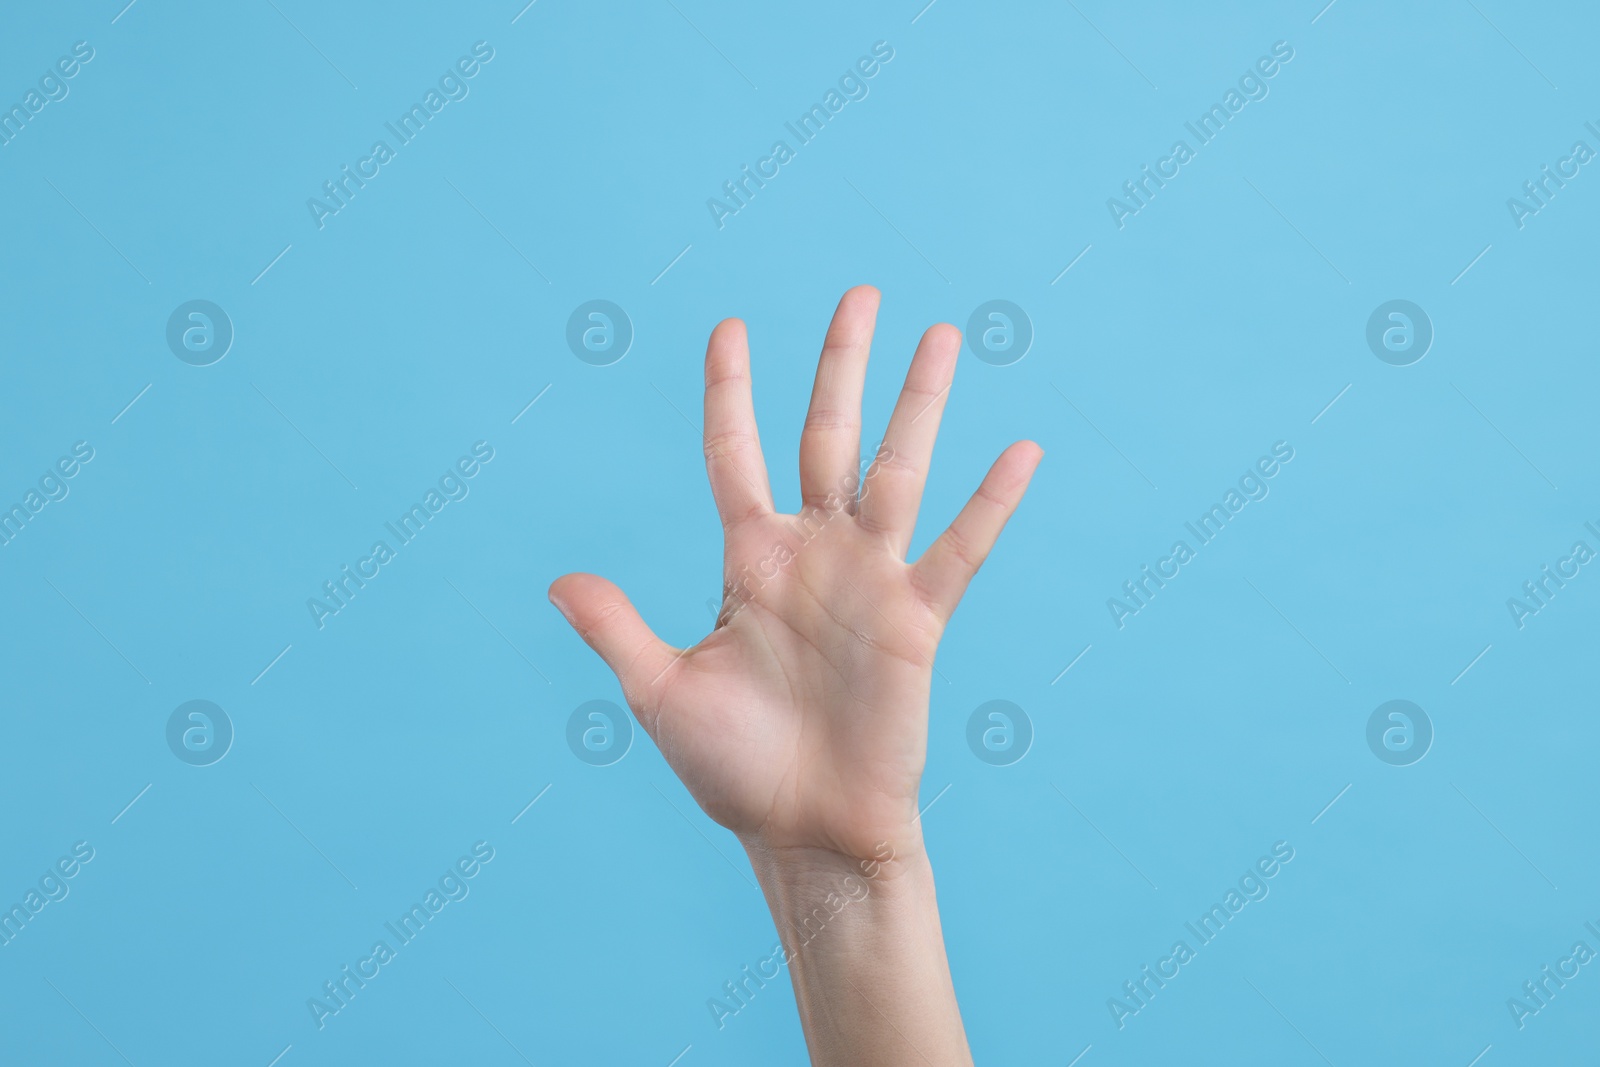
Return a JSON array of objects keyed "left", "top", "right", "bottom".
[
  {"left": 869, "top": 450, "right": 918, "bottom": 480},
  {"left": 722, "top": 500, "right": 767, "bottom": 530},
  {"left": 802, "top": 408, "right": 856, "bottom": 434},
  {"left": 974, "top": 482, "right": 1010, "bottom": 509},
  {"left": 591, "top": 598, "right": 629, "bottom": 631},
  {"left": 704, "top": 364, "right": 747, "bottom": 390},
  {"left": 854, "top": 507, "right": 896, "bottom": 536},
  {"left": 703, "top": 428, "right": 755, "bottom": 458},
  {"left": 940, "top": 525, "right": 985, "bottom": 573}
]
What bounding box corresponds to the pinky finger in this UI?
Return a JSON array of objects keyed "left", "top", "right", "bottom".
[{"left": 911, "top": 441, "right": 1043, "bottom": 621}]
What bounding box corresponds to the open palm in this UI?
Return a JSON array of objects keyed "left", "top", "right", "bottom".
[{"left": 550, "top": 287, "right": 1041, "bottom": 865}]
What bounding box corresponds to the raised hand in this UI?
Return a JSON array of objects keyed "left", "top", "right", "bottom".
[
  {"left": 548, "top": 285, "right": 1040, "bottom": 867},
  {"left": 547, "top": 289, "right": 1036, "bottom": 870},
  {"left": 548, "top": 285, "right": 1041, "bottom": 1065}
]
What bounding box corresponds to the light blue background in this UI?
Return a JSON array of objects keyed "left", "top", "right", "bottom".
[{"left": 1, "top": 1, "right": 1595, "bottom": 1064}]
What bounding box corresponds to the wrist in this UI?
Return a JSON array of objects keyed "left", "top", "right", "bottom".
[
  {"left": 744, "top": 835, "right": 921, "bottom": 887},
  {"left": 739, "top": 834, "right": 971, "bottom": 1066},
  {"left": 740, "top": 836, "right": 935, "bottom": 956},
  {"left": 741, "top": 826, "right": 926, "bottom": 891}
]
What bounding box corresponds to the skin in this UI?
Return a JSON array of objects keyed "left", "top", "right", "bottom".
[{"left": 550, "top": 286, "right": 1041, "bottom": 1065}]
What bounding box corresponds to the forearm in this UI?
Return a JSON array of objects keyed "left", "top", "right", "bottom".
[{"left": 742, "top": 836, "right": 972, "bottom": 1066}]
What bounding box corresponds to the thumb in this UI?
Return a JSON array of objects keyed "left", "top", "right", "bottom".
[{"left": 548, "top": 573, "right": 679, "bottom": 707}]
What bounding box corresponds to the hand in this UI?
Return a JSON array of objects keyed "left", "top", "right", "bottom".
[{"left": 548, "top": 286, "right": 1042, "bottom": 867}]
